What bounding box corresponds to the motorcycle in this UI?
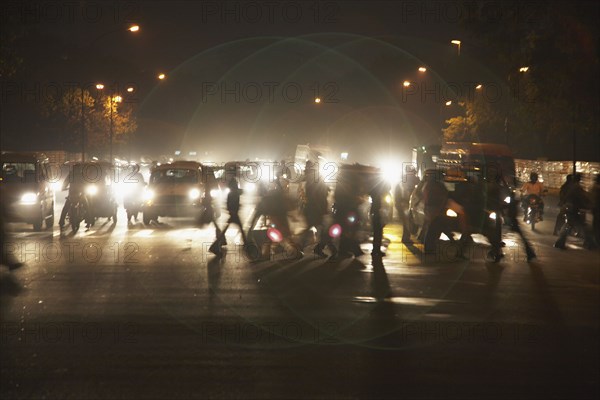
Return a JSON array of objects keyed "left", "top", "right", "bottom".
[
  {"left": 524, "top": 194, "right": 542, "bottom": 230},
  {"left": 67, "top": 192, "right": 87, "bottom": 233},
  {"left": 123, "top": 187, "right": 144, "bottom": 223},
  {"left": 556, "top": 207, "right": 587, "bottom": 238}
]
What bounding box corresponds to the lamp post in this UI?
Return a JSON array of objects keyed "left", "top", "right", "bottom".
[{"left": 79, "top": 25, "right": 139, "bottom": 162}]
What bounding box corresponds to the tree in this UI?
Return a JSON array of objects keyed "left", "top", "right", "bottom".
[
  {"left": 452, "top": 0, "right": 599, "bottom": 159},
  {"left": 41, "top": 87, "right": 137, "bottom": 158}
]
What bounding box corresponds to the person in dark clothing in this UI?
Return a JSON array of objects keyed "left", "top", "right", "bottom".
[
  {"left": 0, "top": 201, "right": 24, "bottom": 271},
  {"left": 421, "top": 170, "right": 449, "bottom": 253},
  {"left": 554, "top": 174, "right": 573, "bottom": 235},
  {"left": 58, "top": 163, "right": 91, "bottom": 229},
  {"left": 210, "top": 178, "right": 246, "bottom": 256},
  {"left": 370, "top": 178, "right": 390, "bottom": 257},
  {"left": 300, "top": 161, "right": 336, "bottom": 258},
  {"left": 554, "top": 173, "right": 595, "bottom": 249},
  {"left": 395, "top": 165, "right": 420, "bottom": 243}
]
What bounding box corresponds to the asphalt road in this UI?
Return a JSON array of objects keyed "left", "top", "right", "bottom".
[{"left": 1, "top": 193, "right": 599, "bottom": 399}]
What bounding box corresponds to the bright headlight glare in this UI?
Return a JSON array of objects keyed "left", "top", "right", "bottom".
[
  {"left": 446, "top": 209, "right": 458, "bottom": 217},
  {"left": 210, "top": 189, "right": 220, "bottom": 198},
  {"left": 143, "top": 189, "right": 155, "bottom": 201},
  {"left": 189, "top": 188, "right": 201, "bottom": 200},
  {"left": 385, "top": 194, "right": 392, "bottom": 204},
  {"left": 85, "top": 185, "right": 98, "bottom": 196},
  {"left": 246, "top": 183, "right": 256, "bottom": 191},
  {"left": 20, "top": 192, "right": 37, "bottom": 204}
]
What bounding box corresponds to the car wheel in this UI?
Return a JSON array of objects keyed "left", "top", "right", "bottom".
[{"left": 33, "top": 219, "right": 43, "bottom": 231}]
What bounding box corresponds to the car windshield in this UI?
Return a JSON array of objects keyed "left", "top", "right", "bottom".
[
  {"left": 151, "top": 168, "right": 198, "bottom": 184},
  {"left": 1, "top": 162, "right": 36, "bottom": 182}
]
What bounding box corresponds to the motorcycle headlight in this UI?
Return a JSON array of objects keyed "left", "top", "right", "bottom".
[
  {"left": 143, "top": 189, "right": 155, "bottom": 201},
  {"left": 189, "top": 188, "right": 201, "bottom": 200},
  {"left": 446, "top": 209, "right": 458, "bottom": 218},
  {"left": 504, "top": 196, "right": 511, "bottom": 204},
  {"left": 489, "top": 212, "right": 497, "bottom": 220},
  {"left": 86, "top": 185, "right": 98, "bottom": 196},
  {"left": 20, "top": 192, "right": 37, "bottom": 204}
]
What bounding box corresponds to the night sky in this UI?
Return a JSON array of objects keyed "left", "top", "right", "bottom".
[{"left": 1, "top": 1, "right": 597, "bottom": 163}]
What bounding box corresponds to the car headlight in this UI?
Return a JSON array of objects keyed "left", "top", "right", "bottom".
[
  {"left": 446, "top": 209, "right": 458, "bottom": 218},
  {"left": 189, "top": 188, "right": 201, "bottom": 200},
  {"left": 489, "top": 212, "right": 497, "bottom": 220},
  {"left": 385, "top": 194, "right": 392, "bottom": 204},
  {"left": 504, "top": 196, "right": 511, "bottom": 204},
  {"left": 143, "top": 189, "right": 155, "bottom": 201},
  {"left": 85, "top": 185, "right": 98, "bottom": 196},
  {"left": 20, "top": 192, "right": 37, "bottom": 204}
]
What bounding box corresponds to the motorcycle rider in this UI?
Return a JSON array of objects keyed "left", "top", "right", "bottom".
[
  {"left": 554, "top": 174, "right": 573, "bottom": 235},
  {"left": 554, "top": 173, "right": 595, "bottom": 249},
  {"left": 58, "top": 163, "right": 91, "bottom": 230},
  {"left": 123, "top": 167, "right": 146, "bottom": 223},
  {"left": 521, "top": 172, "right": 545, "bottom": 221}
]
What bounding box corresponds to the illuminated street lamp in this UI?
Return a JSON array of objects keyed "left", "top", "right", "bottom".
[
  {"left": 314, "top": 97, "right": 321, "bottom": 104},
  {"left": 128, "top": 25, "right": 140, "bottom": 32},
  {"left": 418, "top": 67, "right": 427, "bottom": 72},
  {"left": 158, "top": 73, "right": 166, "bottom": 80},
  {"left": 519, "top": 66, "right": 529, "bottom": 72},
  {"left": 451, "top": 40, "right": 461, "bottom": 56},
  {"left": 127, "top": 87, "right": 134, "bottom": 93},
  {"left": 445, "top": 100, "right": 452, "bottom": 106},
  {"left": 403, "top": 80, "right": 411, "bottom": 87},
  {"left": 475, "top": 84, "right": 482, "bottom": 90}
]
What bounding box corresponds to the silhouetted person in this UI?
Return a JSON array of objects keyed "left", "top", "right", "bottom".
[
  {"left": 395, "top": 165, "right": 420, "bottom": 243},
  {"left": 498, "top": 172, "right": 537, "bottom": 262},
  {"left": 554, "top": 174, "right": 573, "bottom": 235},
  {"left": 300, "top": 161, "right": 336, "bottom": 258},
  {"left": 333, "top": 173, "right": 364, "bottom": 258},
  {"left": 555, "top": 173, "right": 595, "bottom": 249},
  {"left": 421, "top": 170, "right": 448, "bottom": 254},
  {"left": 211, "top": 178, "right": 246, "bottom": 256},
  {"left": 370, "top": 178, "right": 390, "bottom": 257},
  {"left": 59, "top": 163, "right": 91, "bottom": 230},
  {"left": 0, "top": 201, "right": 23, "bottom": 271}
]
